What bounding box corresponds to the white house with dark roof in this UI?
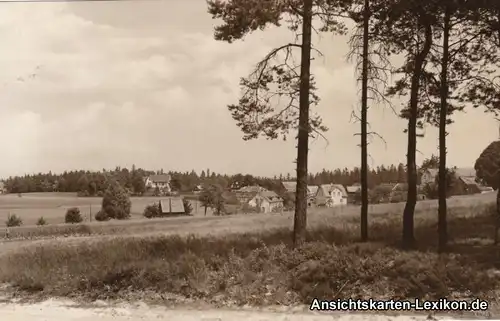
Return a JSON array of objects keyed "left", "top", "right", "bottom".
[
  {"left": 145, "top": 174, "right": 171, "bottom": 192},
  {"left": 315, "top": 184, "right": 348, "bottom": 207},
  {"left": 248, "top": 190, "right": 284, "bottom": 213}
]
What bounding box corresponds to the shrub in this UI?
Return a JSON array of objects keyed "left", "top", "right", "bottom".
[
  {"left": 36, "top": 217, "right": 47, "bottom": 226},
  {"left": 183, "top": 199, "right": 193, "bottom": 215},
  {"left": 101, "top": 181, "right": 131, "bottom": 220},
  {"left": 143, "top": 203, "right": 160, "bottom": 219},
  {"left": 65, "top": 207, "right": 83, "bottom": 224},
  {"left": 94, "top": 210, "right": 110, "bottom": 222},
  {"left": 5, "top": 214, "right": 22, "bottom": 227}
]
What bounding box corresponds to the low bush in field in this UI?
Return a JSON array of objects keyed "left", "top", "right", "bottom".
[
  {"left": 65, "top": 207, "right": 83, "bottom": 224},
  {"left": 5, "top": 214, "right": 22, "bottom": 227},
  {"left": 143, "top": 203, "right": 160, "bottom": 218},
  {"left": 36, "top": 217, "right": 47, "bottom": 226},
  {"left": 94, "top": 210, "right": 110, "bottom": 221}
]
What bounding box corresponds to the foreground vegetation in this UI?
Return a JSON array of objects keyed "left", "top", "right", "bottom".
[{"left": 1, "top": 202, "right": 499, "bottom": 314}]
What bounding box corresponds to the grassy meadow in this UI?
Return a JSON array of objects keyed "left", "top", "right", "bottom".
[{"left": 0, "top": 192, "right": 210, "bottom": 226}]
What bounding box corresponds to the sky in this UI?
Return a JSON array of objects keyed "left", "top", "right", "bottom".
[{"left": 0, "top": 0, "right": 496, "bottom": 178}]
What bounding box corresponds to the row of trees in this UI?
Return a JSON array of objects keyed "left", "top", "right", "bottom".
[
  {"left": 207, "top": 0, "right": 500, "bottom": 250},
  {"left": 3, "top": 164, "right": 414, "bottom": 195}
]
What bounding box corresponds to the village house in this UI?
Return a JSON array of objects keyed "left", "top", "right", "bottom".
[
  {"left": 159, "top": 197, "right": 186, "bottom": 216},
  {"left": 235, "top": 185, "right": 268, "bottom": 204},
  {"left": 248, "top": 190, "right": 284, "bottom": 213},
  {"left": 421, "top": 167, "right": 488, "bottom": 195},
  {"left": 281, "top": 181, "right": 318, "bottom": 206},
  {"left": 192, "top": 184, "right": 203, "bottom": 194},
  {"left": 315, "top": 184, "right": 348, "bottom": 207},
  {"left": 144, "top": 174, "right": 171, "bottom": 192},
  {"left": 345, "top": 185, "right": 361, "bottom": 204},
  {"left": 281, "top": 181, "right": 296, "bottom": 194}
]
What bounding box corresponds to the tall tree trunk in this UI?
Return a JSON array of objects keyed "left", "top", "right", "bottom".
[
  {"left": 402, "top": 21, "right": 433, "bottom": 250},
  {"left": 360, "top": 0, "right": 370, "bottom": 242},
  {"left": 293, "top": 0, "right": 313, "bottom": 248},
  {"left": 438, "top": 5, "right": 451, "bottom": 253}
]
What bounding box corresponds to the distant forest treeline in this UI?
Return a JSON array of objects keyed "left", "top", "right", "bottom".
[{"left": 2, "top": 163, "right": 412, "bottom": 195}]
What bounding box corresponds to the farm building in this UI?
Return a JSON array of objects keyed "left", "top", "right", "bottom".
[
  {"left": 345, "top": 185, "right": 361, "bottom": 204},
  {"left": 145, "top": 174, "right": 171, "bottom": 192},
  {"left": 248, "top": 190, "right": 284, "bottom": 213},
  {"left": 159, "top": 197, "right": 186, "bottom": 216},
  {"left": 315, "top": 184, "right": 348, "bottom": 207}
]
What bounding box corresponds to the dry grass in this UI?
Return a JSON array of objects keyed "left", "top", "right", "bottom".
[
  {"left": 0, "top": 192, "right": 210, "bottom": 226},
  {"left": 0, "top": 194, "right": 500, "bottom": 313}
]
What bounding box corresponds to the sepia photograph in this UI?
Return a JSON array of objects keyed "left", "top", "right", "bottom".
[{"left": 0, "top": 0, "right": 499, "bottom": 319}]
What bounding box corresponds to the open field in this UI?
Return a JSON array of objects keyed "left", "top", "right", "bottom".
[
  {"left": 0, "top": 192, "right": 212, "bottom": 226},
  {"left": 0, "top": 191, "right": 499, "bottom": 315},
  {"left": 0, "top": 191, "right": 495, "bottom": 241}
]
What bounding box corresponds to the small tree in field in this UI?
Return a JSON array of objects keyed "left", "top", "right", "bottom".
[
  {"left": 94, "top": 210, "right": 110, "bottom": 221},
  {"left": 5, "top": 214, "right": 22, "bottom": 227},
  {"left": 143, "top": 203, "right": 160, "bottom": 219},
  {"left": 182, "top": 199, "right": 193, "bottom": 215},
  {"left": 101, "top": 181, "right": 131, "bottom": 220},
  {"left": 199, "top": 186, "right": 215, "bottom": 216},
  {"left": 36, "top": 216, "right": 47, "bottom": 226},
  {"left": 65, "top": 207, "right": 83, "bottom": 224}
]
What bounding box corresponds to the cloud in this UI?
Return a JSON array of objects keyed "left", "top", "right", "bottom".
[{"left": 0, "top": 0, "right": 495, "bottom": 179}]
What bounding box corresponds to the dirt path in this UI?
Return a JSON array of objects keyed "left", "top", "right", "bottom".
[{"left": 0, "top": 299, "right": 433, "bottom": 321}]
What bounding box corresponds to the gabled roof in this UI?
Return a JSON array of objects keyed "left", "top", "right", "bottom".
[
  {"left": 282, "top": 182, "right": 318, "bottom": 195},
  {"left": 159, "top": 197, "right": 185, "bottom": 214},
  {"left": 147, "top": 174, "right": 171, "bottom": 183},
  {"left": 422, "top": 167, "right": 477, "bottom": 184},
  {"left": 281, "top": 181, "right": 296, "bottom": 193},
  {"left": 307, "top": 185, "right": 318, "bottom": 195},
  {"left": 459, "top": 176, "right": 478, "bottom": 186},
  {"left": 259, "top": 190, "right": 283, "bottom": 203},
  {"left": 318, "top": 184, "right": 348, "bottom": 197}
]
